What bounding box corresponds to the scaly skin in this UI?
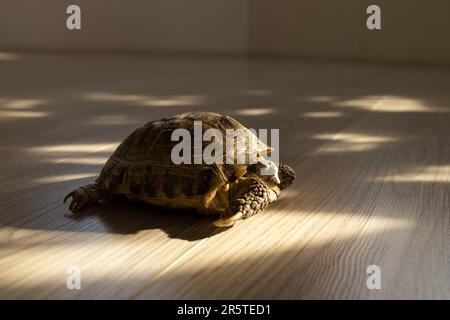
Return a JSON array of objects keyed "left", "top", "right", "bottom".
[
  {"left": 214, "top": 177, "right": 274, "bottom": 227},
  {"left": 64, "top": 183, "right": 105, "bottom": 212}
]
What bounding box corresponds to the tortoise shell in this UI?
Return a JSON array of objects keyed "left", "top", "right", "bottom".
[{"left": 95, "top": 112, "right": 270, "bottom": 213}]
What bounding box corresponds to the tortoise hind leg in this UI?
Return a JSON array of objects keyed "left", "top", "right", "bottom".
[{"left": 64, "top": 183, "right": 105, "bottom": 212}]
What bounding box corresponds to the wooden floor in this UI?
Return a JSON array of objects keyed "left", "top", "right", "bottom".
[{"left": 1, "top": 52, "right": 450, "bottom": 299}]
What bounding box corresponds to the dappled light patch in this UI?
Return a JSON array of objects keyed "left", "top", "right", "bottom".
[
  {"left": 373, "top": 165, "right": 450, "bottom": 183},
  {"left": 45, "top": 157, "right": 108, "bottom": 165},
  {"left": 311, "top": 133, "right": 397, "bottom": 153},
  {"left": 0, "top": 52, "right": 21, "bottom": 61},
  {"left": 305, "top": 96, "right": 337, "bottom": 103},
  {"left": 84, "top": 92, "right": 144, "bottom": 102},
  {"left": 242, "top": 89, "right": 273, "bottom": 96},
  {"left": 30, "top": 142, "right": 120, "bottom": 154},
  {"left": 0, "top": 110, "right": 50, "bottom": 119},
  {"left": 130, "top": 211, "right": 414, "bottom": 283},
  {"left": 332, "top": 95, "right": 450, "bottom": 113},
  {"left": 0, "top": 98, "right": 49, "bottom": 119},
  {"left": 313, "top": 133, "right": 396, "bottom": 144},
  {"left": 28, "top": 143, "right": 119, "bottom": 168},
  {"left": 234, "top": 108, "right": 275, "bottom": 116},
  {"left": 84, "top": 92, "right": 206, "bottom": 107},
  {"left": 301, "top": 111, "right": 344, "bottom": 118},
  {"left": 32, "top": 173, "right": 97, "bottom": 184},
  {"left": 1, "top": 99, "right": 45, "bottom": 109},
  {"left": 139, "top": 95, "right": 205, "bottom": 107}
]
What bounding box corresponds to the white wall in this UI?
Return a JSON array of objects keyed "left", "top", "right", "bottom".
[
  {"left": 0, "top": 0, "right": 248, "bottom": 54},
  {"left": 248, "top": 0, "right": 450, "bottom": 64},
  {"left": 1, "top": 0, "right": 450, "bottom": 64}
]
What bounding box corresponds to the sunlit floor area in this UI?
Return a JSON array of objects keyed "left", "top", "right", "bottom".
[{"left": 1, "top": 52, "right": 450, "bottom": 299}]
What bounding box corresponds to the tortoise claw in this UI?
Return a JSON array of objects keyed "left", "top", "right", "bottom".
[
  {"left": 63, "top": 191, "right": 74, "bottom": 204},
  {"left": 64, "top": 184, "right": 101, "bottom": 213},
  {"left": 213, "top": 212, "right": 243, "bottom": 228},
  {"left": 67, "top": 193, "right": 84, "bottom": 212}
]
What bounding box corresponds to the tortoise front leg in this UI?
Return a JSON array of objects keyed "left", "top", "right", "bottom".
[
  {"left": 64, "top": 183, "right": 105, "bottom": 212},
  {"left": 214, "top": 178, "right": 274, "bottom": 227}
]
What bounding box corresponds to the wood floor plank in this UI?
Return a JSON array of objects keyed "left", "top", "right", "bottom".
[{"left": 1, "top": 53, "right": 449, "bottom": 299}]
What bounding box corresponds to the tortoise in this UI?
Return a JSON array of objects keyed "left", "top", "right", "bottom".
[{"left": 64, "top": 112, "right": 296, "bottom": 227}]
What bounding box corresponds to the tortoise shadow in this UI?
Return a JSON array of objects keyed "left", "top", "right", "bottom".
[{"left": 67, "top": 198, "right": 228, "bottom": 241}]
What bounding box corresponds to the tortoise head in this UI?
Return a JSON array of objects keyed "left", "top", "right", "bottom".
[
  {"left": 247, "top": 158, "right": 279, "bottom": 185},
  {"left": 247, "top": 159, "right": 295, "bottom": 190},
  {"left": 277, "top": 163, "right": 296, "bottom": 190}
]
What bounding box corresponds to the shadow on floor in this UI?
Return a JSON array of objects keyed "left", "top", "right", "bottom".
[{"left": 66, "top": 198, "right": 228, "bottom": 241}]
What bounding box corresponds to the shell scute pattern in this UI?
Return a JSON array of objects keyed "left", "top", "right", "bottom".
[
  {"left": 65, "top": 112, "right": 297, "bottom": 226},
  {"left": 94, "top": 112, "right": 271, "bottom": 209}
]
